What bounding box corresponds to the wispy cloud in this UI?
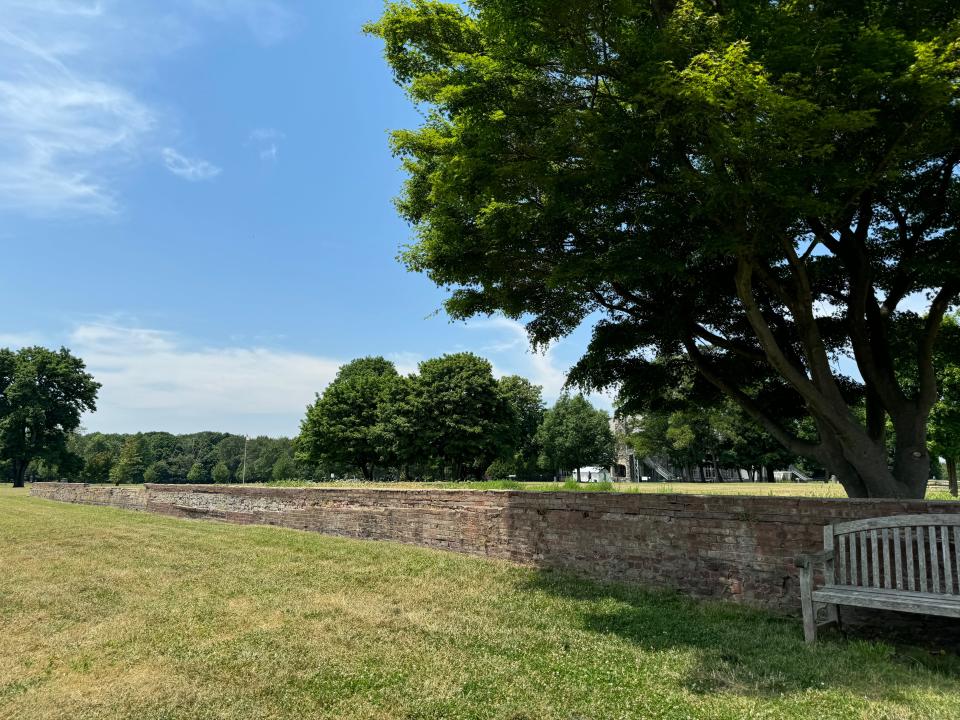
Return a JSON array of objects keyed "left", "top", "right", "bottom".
[
  {"left": 466, "top": 316, "right": 614, "bottom": 409},
  {"left": 161, "top": 147, "right": 221, "bottom": 181},
  {"left": 0, "top": 8, "right": 155, "bottom": 214},
  {"left": 0, "top": 1, "right": 293, "bottom": 216},
  {"left": 247, "top": 127, "right": 284, "bottom": 162},
  {"left": 187, "top": 0, "right": 296, "bottom": 46}
]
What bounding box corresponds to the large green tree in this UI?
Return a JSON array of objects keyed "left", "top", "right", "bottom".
[
  {"left": 0, "top": 346, "right": 100, "bottom": 487},
  {"left": 409, "top": 353, "right": 515, "bottom": 480},
  {"left": 297, "top": 357, "right": 401, "bottom": 480},
  {"left": 536, "top": 394, "right": 615, "bottom": 481},
  {"left": 369, "top": 1, "right": 960, "bottom": 498}
]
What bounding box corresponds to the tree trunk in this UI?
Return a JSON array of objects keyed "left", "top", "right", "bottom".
[
  {"left": 765, "top": 464, "right": 775, "bottom": 483},
  {"left": 10, "top": 461, "right": 27, "bottom": 488},
  {"left": 947, "top": 457, "right": 958, "bottom": 498},
  {"left": 698, "top": 464, "right": 706, "bottom": 483},
  {"left": 576, "top": 467, "right": 581, "bottom": 483}
]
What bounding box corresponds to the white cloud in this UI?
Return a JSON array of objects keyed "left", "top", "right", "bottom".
[
  {"left": 464, "top": 316, "right": 614, "bottom": 409},
  {"left": 0, "top": 10, "right": 155, "bottom": 214},
  {"left": 247, "top": 127, "right": 283, "bottom": 162},
  {"left": 187, "top": 0, "right": 296, "bottom": 46},
  {"left": 1, "top": 313, "right": 612, "bottom": 436},
  {"left": 161, "top": 147, "right": 221, "bottom": 181},
  {"left": 0, "top": 1, "right": 292, "bottom": 215},
  {"left": 68, "top": 321, "right": 340, "bottom": 436}
]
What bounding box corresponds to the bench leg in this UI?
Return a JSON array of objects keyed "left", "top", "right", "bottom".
[
  {"left": 799, "top": 565, "right": 817, "bottom": 644},
  {"left": 825, "top": 602, "right": 839, "bottom": 627}
]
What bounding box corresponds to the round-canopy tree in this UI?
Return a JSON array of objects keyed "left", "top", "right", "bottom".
[
  {"left": 297, "top": 357, "right": 401, "bottom": 481},
  {"left": 536, "top": 394, "right": 615, "bottom": 481},
  {"left": 0, "top": 346, "right": 100, "bottom": 487},
  {"left": 368, "top": 0, "right": 960, "bottom": 498}
]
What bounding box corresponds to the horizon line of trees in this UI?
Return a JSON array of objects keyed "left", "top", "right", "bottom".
[
  {"left": 2, "top": 343, "right": 955, "bottom": 495},
  {"left": 26, "top": 431, "right": 309, "bottom": 486}
]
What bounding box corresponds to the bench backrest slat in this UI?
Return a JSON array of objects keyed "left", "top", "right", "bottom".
[
  {"left": 905, "top": 527, "right": 916, "bottom": 591},
  {"left": 827, "top": 515, "right": 960, "bottom": 595},
  {"left": 850, "top": 533, "right": 858, "bottom": 585},
  {"left": 930, "top": 526, "right": 941, "bottom": 593},
  {"left": 955, "top": 527, "right": 960, "bottom": 591},
  {"left": 882, "top": 528, "right": 892, "bottom": 589},
  {"left": 870, "top": 529, "right": 881, "bottom": 587},
  {"left": 838, "top": 533, "right": 848, "bottom": 584},
  {"left": 893, "top": 527, "right": 904, "bottom": 590},
  {"left": 859, "top": 530, "right": 870, "bottom": 586},
  {"left": 942, "top": 527, "right": 954, "bottom": 594},
  {"left": 918, "top": 528, "right": 928, "bottom": 592}
]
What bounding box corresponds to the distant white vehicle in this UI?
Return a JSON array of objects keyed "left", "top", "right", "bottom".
[{"left": 570, "top": 466, "right": 610, "bottom": 483}]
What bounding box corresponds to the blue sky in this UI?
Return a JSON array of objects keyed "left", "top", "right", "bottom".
[{"left": 0, "top": 0, "right": 605, "bottom": 436}]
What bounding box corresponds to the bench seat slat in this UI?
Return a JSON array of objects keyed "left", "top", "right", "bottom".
[{"left": 811, "top": 586, "right": 960, "bottom": 618}]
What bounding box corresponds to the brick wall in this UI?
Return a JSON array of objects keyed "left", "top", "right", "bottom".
[
  {"left": 30, "top": 482, "right": 958, "bottom": 613},
  {"left": 31, "top": 482, "right": 147, "bottom": 512}
]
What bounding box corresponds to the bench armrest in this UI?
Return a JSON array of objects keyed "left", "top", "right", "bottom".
[{"left": 795, "top": 550, "right": 833, "bottom": 570}]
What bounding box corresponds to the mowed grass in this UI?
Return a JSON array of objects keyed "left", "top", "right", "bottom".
[
  {"left": 2, "top": 487, "right": 959, "bottom": 720},
  {"left": 265, "top": 479, "right": 958, "bottom": 501}
]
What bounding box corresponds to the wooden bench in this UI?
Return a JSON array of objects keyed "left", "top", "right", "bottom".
[{"left": 798, "top": 514, "right": 960, "bottom": 643}]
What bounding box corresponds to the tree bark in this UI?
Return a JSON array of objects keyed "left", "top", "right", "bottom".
[
  {"left": 947, "top": 457, "right": 958, "bottom": 498},
  {"left": 11, "top": 461, "right": 27, "bottom": 489},
  {"left": 576, "top": 466, "right": 581, "bottom": 483}
]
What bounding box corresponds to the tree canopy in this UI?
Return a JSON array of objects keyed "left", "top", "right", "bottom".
[
  {"left": 368, "top": 0, "right": 960, "bottom": 498},
  {"left": 536, "top": 394, "right": 615, "bottom": 481},
  {"left": 0, "top": 346, "right": 99, "bottom": 487},
  {"left": 406, "top": 353, "right": 516, "bottom": 480},
  {"left": 297, "top": 357, "right": 401, "bottom": 480}
]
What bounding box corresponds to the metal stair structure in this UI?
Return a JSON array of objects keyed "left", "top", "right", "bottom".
[{"left": 643, "top": 456, "right": 676, "bottom": 482}]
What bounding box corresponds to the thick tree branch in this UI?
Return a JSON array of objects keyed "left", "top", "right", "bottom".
[
  {"left": 735, "top": 257, "right": 850, "bottom": 430},
  {"left": 692, "top": 324, "right": 767, "bottom": 363},
  {"left": 683, "top": 335, "right": 822, "bottom": 460}
]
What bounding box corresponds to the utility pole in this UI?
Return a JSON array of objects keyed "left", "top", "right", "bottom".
[{"left": 241, "top": 435, "right": 248, "bottom": 484}]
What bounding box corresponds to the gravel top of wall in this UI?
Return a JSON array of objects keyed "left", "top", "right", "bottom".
[{"left": 29, "top": 482, "right": 960, "bottom": 510}]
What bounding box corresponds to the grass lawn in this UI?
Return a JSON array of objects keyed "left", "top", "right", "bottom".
[
  {"left": 2, "top": 486, "right": 959, "bottom": 719},
  {"left": 263, "top": 479, "right": 959, "bottom": 501}
]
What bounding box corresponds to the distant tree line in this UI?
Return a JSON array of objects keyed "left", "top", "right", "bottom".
[
  {"left": 297, "top": 353, "right": 615, "bottom": 481},
  {"left": 29, "top": 431, "right": 312, "bottom": 486}
]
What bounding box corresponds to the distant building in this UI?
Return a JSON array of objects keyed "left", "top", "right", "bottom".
[{"left": 610, "top": 416, "right": 755, "bottom": 483}]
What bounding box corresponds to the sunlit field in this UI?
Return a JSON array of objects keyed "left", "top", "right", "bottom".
[
  {"left": 2, "top": 485, "right": 959, "bottom": 720},
  {"left": 257, "top": 479, "right": 957, "bottom": 501}
]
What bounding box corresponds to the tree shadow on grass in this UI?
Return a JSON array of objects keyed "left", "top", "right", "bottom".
[{"left": 521, "top": 569, "right": 960, "bottom": 701}]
